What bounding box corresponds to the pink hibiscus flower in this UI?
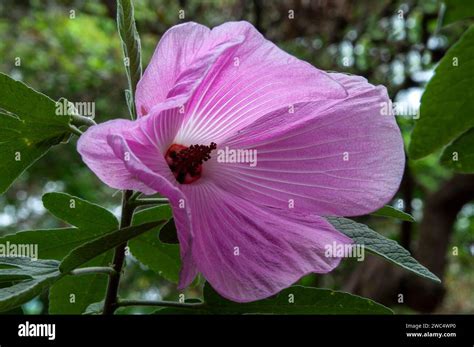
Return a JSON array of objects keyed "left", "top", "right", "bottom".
[{"left": 77, "top": 21, "right": 405, "bottom": 302}]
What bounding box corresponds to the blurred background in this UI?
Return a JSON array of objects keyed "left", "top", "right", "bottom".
[{"left": 0, "top": 0, "right": 472, "bottom": 314}]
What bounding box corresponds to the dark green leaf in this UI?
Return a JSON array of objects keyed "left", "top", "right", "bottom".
[
  {"left": 0, "top": 228, "right": 77, "bottom": 261},
  {"left": 0, "top": 258, "right": 62, "bottom": 312},
  {"left": 0, "top": 73, "right": 67, "bottom": 125},
  {"left": 48, "top": 252, "right": 112, "bottom": 315},
  {"left": 409, "top": 26, "right": 474, "bottom": 159},
  {"left": 0, "top": 195, "right": 117, "bottom": 261},
  {"left": 372, "top": 205, "right": 415, "bottom": 222},
  {"left": 440, "top": 127, "right": 474, "bottom": 172},
  {"left": 200, "top": 283, "right": 392, "bottom": 314},
  {"left": 38, "top": 192, "right": 118, "bottom": 314},
  {"left": 153, "top": 307, "right": 209, "bottom": 315},
  {"left": 128, "top": 205, "right": 181, "bottom": 283},
  {"left": 0, "top": 73, "right": 72, "bottom": 194},
  {"left": 117, "top": 0, "right": 142, "bottom": 119},
  {"left": 327, "top": 217, "right": 440, "bottom": 283},
  {"left": 159, "top": 219, "right": 179, "bottom": 244},
  {"left": 60, "top": 220, "right": 166, "bottom": 273},
  {"left": 42, "top": 192, "right": 118, "bottom": 231},
  {"left": 444, "top": 0, "right": 474, "bottom": 26},
  {"left": 0, "top": 193, "right": 117, "bottom": 314},
  {"left": 0, "top": 224, "right": 113, "bottom": 313}
]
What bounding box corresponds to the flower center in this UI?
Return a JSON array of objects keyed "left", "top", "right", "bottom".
[{"left": 165, "top": 142, "right": 217, "bottom": 184}]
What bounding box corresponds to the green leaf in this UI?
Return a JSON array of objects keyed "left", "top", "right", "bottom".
[
  {"left": 327, "top": 217, "right": 440, "bottom": 283},
  {"left": 0, "top": 73, "right": 67, "bottom": 125},
  {"left": 39, "top": 192, "right": 118, "bottom": 314},
  {"left": 83, "top": 300, "right": 131, "bottom": 315},
  {"left": 153, "top": 307, "right": 210, "bottom": 315},
  {"left": 1, "top": 229, "right": 112, "bottom": 311},
  {"left": 117, "top": 0, "right": 142, "bottom": 119},
  {"left": 440, "top": 127, "right": 474, "bottom": 172},
  {"left": 0, "top": 227, "right": 78, "bottom": 261},
  {"left": 0, "top": 193, "right": 118, "bottom": 313},
  {"left": 60, "top": 220, "right": 167, "bottom": 274},
  {"left": 371, "top": 205, "right": 415, "bottom": 222},
  {"left": 48, "top": 252, "right": 112, "bottom": 315},
  {"left": 0, "top": 73, "right": 72, "bottom": 194},
  {"left": 198, "top": 283, "right": 392, "bottom": 314},
  {"left": 159, "top": 219, "right": 179, "bottom": 244},
  {"left": 444, "top": 0, "right": 474, "bottom": 26},
  {"left": 0, "top": 193, "right": 117, "bottom": 314},
  {"left": 128, "top": 205, "right": 181, "bottom": 283},
  {"left": 42, "top": 192, "right": 118, "bottom": 231},
  {"left": 0, "top": 258, "right": 62, "bottom": 312},
  {"left": 409, "top": 26, "right": 474, "bottom": 159},
  {"left": 153, "top": 300, "right": 208, "bottom": 315},
  {"left": 83, "top": 300, "right": 104, "bottom": 315}
]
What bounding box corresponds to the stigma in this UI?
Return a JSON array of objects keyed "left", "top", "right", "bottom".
[{"left": 165, "top": 142, "right": 217, "bottom": 184}]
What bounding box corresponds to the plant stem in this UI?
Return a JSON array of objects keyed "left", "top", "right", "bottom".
[
  {"left": 70, "top": 267, "right": 117, "bottom": 276},
  {"left": 103, "top": 189, "right": 135, "bottom": 315},
  {"left": 117, "top": 299, "right": 204, "bottom": 310},
  {"left": 117, "top": 0, "right": 142, "bottom": 119},
  {"left": 129, "top": 191, "right": 142, "bottom": 201},
  {"left": 130, "top": 198, "right": 169, "bottom": 207},
  {"left": 68, "top": 124, "right": 83, "bottom": 136},
  {"left": 71, "top": 113, "right": 97, "bottom": 127}
]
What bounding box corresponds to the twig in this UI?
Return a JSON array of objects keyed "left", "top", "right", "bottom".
[
  {"left": 68, "top": 124, "right": 83, "bottom": 136},
  {"left": 130, "top": 198, "right": 169, "bottom": 207},
  {"left": 70, "top": 266, "right": 117, "bottom": 276},
  {"left": 102, "top": 190, "right": 135, "bottom": 314},
  {"left": 117, "top": 299, "right": 204, "bottom": 309},
  {"left": 71, "top": 113, "right": 97, "bottom": 127}
]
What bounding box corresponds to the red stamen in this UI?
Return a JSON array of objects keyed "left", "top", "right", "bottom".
[{"left": 165, "top": 142, "right": 217, "bottom": 184}]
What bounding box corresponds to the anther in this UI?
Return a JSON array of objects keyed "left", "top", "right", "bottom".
[{"left": 165, "top": 142, "right": 217, "bottom": 184}]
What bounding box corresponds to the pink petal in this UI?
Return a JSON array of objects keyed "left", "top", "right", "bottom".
[
  {"left": 175, "top": 21, "right": 347, "bottom": 145},
  {"left": 107, "top": 133, "right": 198, "bottom": 287},
  {"left": 78, "top": 29, "right": 243, "bottom": 188},
  {"left": 210, "top": 73, "right": 405, "bottom": 216},
  {"left": 77, "top": 102, "right": 186, "bottom": 192},
  {"left": 76, "top": 119, "right": 155, "bottom": 194},
  {"left": 136, "top": 21, "right": 346, "bottom": 139},
  {"left": 78, "top": 111, "right": 198, "bottom": 286},
  {"left": 135, "top": 22, "right": 210, "bottom": 117},
  {"left": 136, "top": 21, "right": 245, "bottom": 118},
  {"left": 180, "top": 182, "right": 352, "bottom": 302}
]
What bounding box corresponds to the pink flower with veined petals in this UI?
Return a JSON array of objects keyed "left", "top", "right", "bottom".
[{"left": 77, "top": 21, "right": 405, "bottom": 302}]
